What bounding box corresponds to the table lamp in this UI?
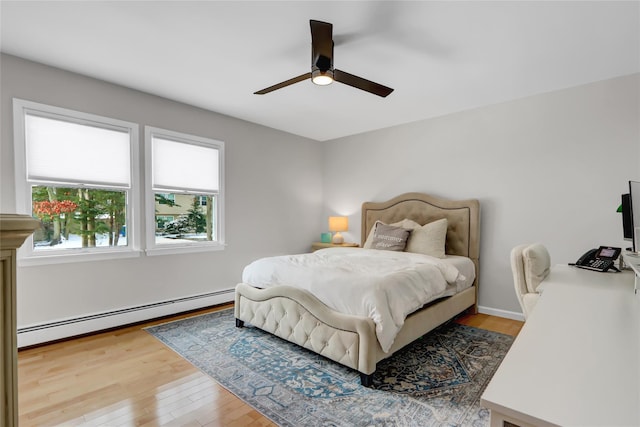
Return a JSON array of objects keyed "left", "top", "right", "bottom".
[{"left": 328, "top": 216, "right": 348, "bottom": 244}]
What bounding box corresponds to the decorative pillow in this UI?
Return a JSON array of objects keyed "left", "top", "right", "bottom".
[
  {"left": 363, "top": 219, "right": 420, "bottom": 248},
  {"left": 369, "top": 223, "right": 411, "bottom": 251},
  {"left": 392, "top": 218, "right": 421, "bottom": 231},
  {"left": 522, "top": 243, "right": 550, "bottom": 293},
  {"left": 405, "top": 218, "right": 448, "bottom": 258}
]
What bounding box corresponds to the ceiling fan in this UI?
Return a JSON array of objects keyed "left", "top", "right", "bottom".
[{"left": 254, "top": 20, "right": 394, "bottom": 98}]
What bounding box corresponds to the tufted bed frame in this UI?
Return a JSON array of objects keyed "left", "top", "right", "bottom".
[{"left": 234, "top": 192, "right": 480, "bottom": 386}]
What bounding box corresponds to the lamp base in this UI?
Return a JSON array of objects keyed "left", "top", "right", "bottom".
[{"left": 332, "top": 232, "right": 344, "bottom": 244}]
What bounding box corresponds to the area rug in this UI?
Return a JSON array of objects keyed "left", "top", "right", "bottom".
[{"left": 146, "top": 309, "right": 513, "bottom": 427}]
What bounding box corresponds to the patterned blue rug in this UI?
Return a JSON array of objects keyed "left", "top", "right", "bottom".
[{"left": 146, "top": 309, "right": 513, "bottom": 426}]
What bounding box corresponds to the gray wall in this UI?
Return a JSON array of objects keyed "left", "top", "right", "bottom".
[
  {"left": 3, "top": 53, "right": 638, "bottom": 328},
  {"left": 323, "top": 73, "right": 640, "bottom": 315},
  {"left": 1, "top": 54, "right": 324, "bottom": 328}
]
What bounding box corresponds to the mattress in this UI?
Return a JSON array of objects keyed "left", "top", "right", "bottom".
[
  {"left": 442, "top": 254, "right": 476, "bottom": 294},
  {"left": 242, "top": 247, "right": 476, "bottom": 352}
]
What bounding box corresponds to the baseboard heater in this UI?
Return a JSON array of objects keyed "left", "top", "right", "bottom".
[{"left": 17, "top": 288, "right": 234, "bottom": 348}]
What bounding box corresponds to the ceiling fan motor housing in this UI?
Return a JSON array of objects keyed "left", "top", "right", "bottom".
[
  {"left": 313, "top": 53, "right": 333, "bottom": 72},
  {"left": 312, "top": 54, "right": 334, "bottom": 83}
]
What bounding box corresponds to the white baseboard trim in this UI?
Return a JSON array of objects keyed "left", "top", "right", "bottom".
[
  {"left": 17, "top": 288, "right": 235, "bottom": 348},
  {"left": 478, "top": 305, "right": 525, "bottom": 322}
]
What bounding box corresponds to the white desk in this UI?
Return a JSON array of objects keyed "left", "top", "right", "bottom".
[{"left": 481, "top": 265, "right": 640, "bottom": 427}]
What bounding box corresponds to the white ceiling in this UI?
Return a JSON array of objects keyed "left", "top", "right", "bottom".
[{"left": 1, "top": 1, "right": 639, "bottom": 141}]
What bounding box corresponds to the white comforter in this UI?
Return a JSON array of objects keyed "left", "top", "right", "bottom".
[{"left": 241, "top": 247, "right": 468, "bottom": 353}]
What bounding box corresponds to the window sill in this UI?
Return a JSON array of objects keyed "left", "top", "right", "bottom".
[
  {"left": 18, "top": 248, "right": 142, "bottom": 267},
  {"left": 145, "top": 242, "right": 226, "bottom": 257}
]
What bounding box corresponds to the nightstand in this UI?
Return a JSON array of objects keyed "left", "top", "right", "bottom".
[{"left": 311, "top": 242, "right": 359, "bottom": 252}]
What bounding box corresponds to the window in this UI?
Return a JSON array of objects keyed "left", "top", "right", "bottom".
[
  {"left": 13, "top": 101, "right": 224, "bottom": 262},
  {"left": 13, "top": 99, "right": 139, "bottom": 264},
  {"left": 145, "top": 126, "right": 224, "bottom": 255}
]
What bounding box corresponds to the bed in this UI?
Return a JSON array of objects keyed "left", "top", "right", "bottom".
[{"left": 234, "top": 192, "right": 480, "bottom": 386}]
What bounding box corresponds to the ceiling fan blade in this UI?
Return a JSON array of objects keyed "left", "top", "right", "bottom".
[
  {"left": 334, "top": 69, "right": 394, "bottom": 98},
  {"left": 310, "top": 20, "right": 333, "bottom": 69},
  {"left": 254, "top": 73, "right": 311, "bottom": 95}
]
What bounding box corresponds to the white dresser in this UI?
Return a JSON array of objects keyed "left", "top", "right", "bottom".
[{"left": 481, "top": 265, "right": 640, "bottom": 427}]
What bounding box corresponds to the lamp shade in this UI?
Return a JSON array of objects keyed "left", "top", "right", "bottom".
[{"left": 328, "top": 216, "right": 348, "bottom": 232}]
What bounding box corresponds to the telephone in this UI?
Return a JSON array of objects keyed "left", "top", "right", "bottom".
[{"left": 572, "top": 246, "right": 621, "bottom": 272}]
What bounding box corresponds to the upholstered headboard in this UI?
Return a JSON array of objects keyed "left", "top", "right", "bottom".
[{"left": 361, "top": 192, "right": 480, "bottom": 286}]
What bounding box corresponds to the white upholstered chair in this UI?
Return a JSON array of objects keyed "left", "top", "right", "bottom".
[{"left": 511, "top": 243, "right": 551, "bottom": 320}]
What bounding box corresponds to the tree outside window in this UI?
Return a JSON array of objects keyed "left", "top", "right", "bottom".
[
  {"left": 31, "top": 186, "right": 127, "bottom": 250},
  {"left": 154, "top": 193, "right": 215, "bottom": 243}
]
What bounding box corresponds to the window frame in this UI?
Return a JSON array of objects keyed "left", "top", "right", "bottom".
[
  {"left": 144, "top": 126, "right": 225, "bottom": 256},
  {"left": 13, "top": 98, "right": 141, "bottom": 265}
]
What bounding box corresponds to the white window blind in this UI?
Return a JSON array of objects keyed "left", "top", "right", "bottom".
[
  {"left": 151, "top": 136, "right": 219, "bottom": 193},
  {"left": 25, "top": 114, "right": 131, "bottom": 187}
]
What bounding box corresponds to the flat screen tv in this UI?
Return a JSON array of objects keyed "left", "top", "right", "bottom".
[
  {"left": 627, "top": 181, "right": 640, "bottom": 252},
  {"left": 621, "top": 193, "right": 633, "bottom": 242}
]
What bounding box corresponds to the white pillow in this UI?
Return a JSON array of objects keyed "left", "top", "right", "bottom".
[
  {"left": 392, "top": 218, "right": 421, "bottom": 230},
  {"left": 363, "top": 219, "right": 421, "bottom": 248},
  {"left": 405, "top": 218, "right": 448, "bottom": 258}
]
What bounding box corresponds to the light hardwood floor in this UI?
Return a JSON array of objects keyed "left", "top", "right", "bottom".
[{"left": 17, "top": 304, "right": 523, "bottom": 426}]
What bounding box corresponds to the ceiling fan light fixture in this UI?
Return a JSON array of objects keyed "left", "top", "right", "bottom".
[{"left": 312, "top": 69, "right": 334, "bottom": 86}]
